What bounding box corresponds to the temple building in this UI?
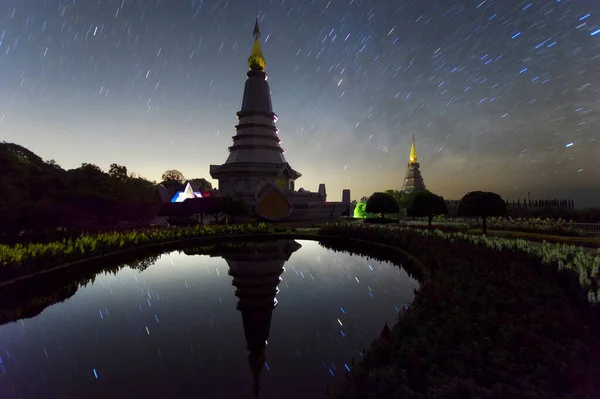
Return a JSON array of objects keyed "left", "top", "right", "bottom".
[
  {"left": 401, "top": 135, "right": 426, "bottom": 192},
  {"left": 209, "top": 20, "right": 349, "bottom": 221}
]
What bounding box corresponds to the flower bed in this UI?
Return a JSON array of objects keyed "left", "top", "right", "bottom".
[
  {"left": 323, "top": 224, "right": 600, "bottom": 303},
  {"left": 462, "top": 216, "right": 591, "bottom": 237},
  {"left": 0, "top": 223, "right": 270, "bottom": 282},
  {"left": 319, "top": 224, "right": 599, "bottom": 398},
  {"left": 471, "top": 229, "right": 600, "bottom": 248}
]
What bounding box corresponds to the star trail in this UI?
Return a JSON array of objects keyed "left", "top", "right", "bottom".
[{"left": 0, "top": 0, "right": 598, "bottom": 205}]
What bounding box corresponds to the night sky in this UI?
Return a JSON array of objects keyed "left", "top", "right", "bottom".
[{"left": 1, "top": 1, "right": 599, "bottom": 206}]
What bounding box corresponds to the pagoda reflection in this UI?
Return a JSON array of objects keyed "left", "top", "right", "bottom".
[{"left": 223, "top": 239, "right": 302, "bottom": 398}]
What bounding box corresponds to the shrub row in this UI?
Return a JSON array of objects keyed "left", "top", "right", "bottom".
[{"left": 0, "top": 223, "right": 270, "bottom": 282}]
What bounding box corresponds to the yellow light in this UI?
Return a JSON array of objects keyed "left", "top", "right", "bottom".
[{"left": 248, "top": 39, "right": 266, "bottom": 71}]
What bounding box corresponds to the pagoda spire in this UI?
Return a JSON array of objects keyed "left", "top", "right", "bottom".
[
  {"left": 248, "top": 18, "right": 266, "bottom": 71},
  {"left": 402, "top": 134, "right": 426, "bottom": 192},
  {"left": 210, "top": 16, "right": 302, "bottom": 197},
  {"left": 409, "top": 134, "right": 418, "bottom": 164},
  {"left": 253, "top": 18, "right": 261, "bottom": 39}
]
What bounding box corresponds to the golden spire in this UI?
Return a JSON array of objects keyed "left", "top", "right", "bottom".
[
  {"left": 248, "top": 18, "right": 266, "bottom": 71},
  {"left": 409, "top": 134, "right": 418, "bottom": 164}
]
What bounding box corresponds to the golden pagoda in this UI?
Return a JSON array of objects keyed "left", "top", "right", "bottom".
[
  {"left": 402, "top": 135, "right": 426, "bottom": 192},
  {"left": 208, "top": 18, "right": 351, "bottom": 222},
  {"left": 248, "top": 19, "right": 266, "bottom": 72},
  {"left": 409, "top": 134, "right": 418, "bottom": 164}
]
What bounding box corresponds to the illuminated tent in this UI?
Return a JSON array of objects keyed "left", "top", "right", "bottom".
[{"left": 171, "top": 182, "right": 203, "bottom": 203}]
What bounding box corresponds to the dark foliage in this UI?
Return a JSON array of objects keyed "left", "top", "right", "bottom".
[
  {"left": 188, "top": 178, "right": 213, "bottom": 192},
  {"left": 409, "top": 191, "right": 449, "bottom": 226},
  {"left": 221, "top": 197, "right": 249, "bottom": 223},
  {"left": 364, "top": 217, "right": 398, "bottom": 224},
  {"left": 166, "top": 217, "right": 200, "bottom": 226},
  {"left": 458, "top": 191, "right": 508, "bottom": 233},
  {"left": 180, "top": 196, "right": 247, "bottom": 224},
  {"left": 161, "top": 169, "right": 185, "bottom": 182},
  {"left": 0, "top": 142, "right": 160, "bottom": 235},
  {"left": 366, "top": 192, "right": 400, "bottom": 218}
]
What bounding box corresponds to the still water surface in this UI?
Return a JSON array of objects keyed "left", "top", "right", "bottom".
[{"left": 0, "top": 239, "right": 418, "bottom": 398}]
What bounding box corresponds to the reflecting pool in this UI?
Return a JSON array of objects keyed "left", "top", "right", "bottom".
[{"left": 0, "top": 239, "right": 418, "bottom": 398}]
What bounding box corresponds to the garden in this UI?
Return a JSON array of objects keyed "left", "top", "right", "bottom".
[
  {"left": 355, "top": 190, "right": 600, "bottom": 242},
  {"left": 432, "top": 216, "right": 597, "bottom": 237},
  {"left": 319, "top": 224, "right": 599, "bottom": 398}
]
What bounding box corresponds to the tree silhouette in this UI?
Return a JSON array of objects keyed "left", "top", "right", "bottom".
[
  {"left": 188, "top": 177, "right": 213, "bottom": 192},
  {"left": 458, "top": 191, "right": 507, "bottom": 234},
  {"left": 384, "top": 189, "right": 404, "bottom": 214},
  {"left": 80, "top": 163, "right": 103, "bottom": 173},
  {"left": 45, "top": 159, "right": 62, "bottom": 170},
  {"left": 400, "top": 190, "right": 423, "bottom": 218},
  {"left": 221, "top": 197, "right": 248, "bottom": 223},
  {"left": 0, "top": 142, "right": 160, "bottom": 233},
  {"left": 409, "top": 191, "right": 448, "bottom": 227},
  {"left": 366, "top": 192, "right": 400, "bottom": 219},
  {"left": 108, "top": 163, "right": 128, "bottom": 181},
  {"left": 161, "top": 169, "right": 185, "bottom": 182}
]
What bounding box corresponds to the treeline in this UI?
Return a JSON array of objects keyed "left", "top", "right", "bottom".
[
  {"left": 0, "top": 143, "right": 217, "bottom": 239},
  {"left": 0, "top": 143, "right": 162, "bottom": 234},
  {"left": 446, "top": 198, "right": 575, "bottom": 210},
  {"left": 507, "top": 198, "right": 574, "bottom": 209},
  {"left": 355, "top": 190, "right": 506, "bottom": 233},
  {"left": 352, "top": 189, "right": 447, "bottom": 220},
  {"left": 353, "top": 188, "right": 599, "bottom": 224}
]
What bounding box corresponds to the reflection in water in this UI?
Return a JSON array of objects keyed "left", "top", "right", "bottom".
[
  {"left": 0, "top": 239, "right": 417, "bottom": 398},
  {"left": 225, "top": 240, "right": 300, "bottom": 397},
  {"left": 0, "top": 254, "right": 160, "bottom": 326}
]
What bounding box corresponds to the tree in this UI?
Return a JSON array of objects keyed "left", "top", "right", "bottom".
[
  {"left": 72, "top": 163, "right": 108, "bottom": 188},
  {"left": 182, "top": 197, "right": 229, "bottom": 224},
  {"left": 108, "top": 163, "right": 128, "bottom": 181},
  {"left": 188, "top": 178, "right": 213, "bottom": 192},
  {"left": 45, "top": 159, "right": 62, "bottom": 170},
  {"left": 161, "top": 169, "right": 185, "bottom": 182},
  {"left": 221, "top": 197, "right": 248, "bottom": 223},
  {"left": 80, "top": 163, "right": 103, "bottom": 173},
  {"left": 384, "top": 189, "right": 405, "bottom": 217},
  {"left": 409, "top": 191, "right": 448, "bottom": 227},
  {"left": 366, "top": 192, "right": 400, "bottom": 219},
  {"left": 353, "top": 201, "right": 368, "bottom": 218},
  {"left": 384, "top": 189, "right": 403, "bottom": 206},
  {"left": 457, "top": 191, "right": 507, "bottom": 234}
]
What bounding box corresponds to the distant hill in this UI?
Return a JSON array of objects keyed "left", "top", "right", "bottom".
[{"left": 0, "top": 142, "right": 159, "bottom": 233}]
